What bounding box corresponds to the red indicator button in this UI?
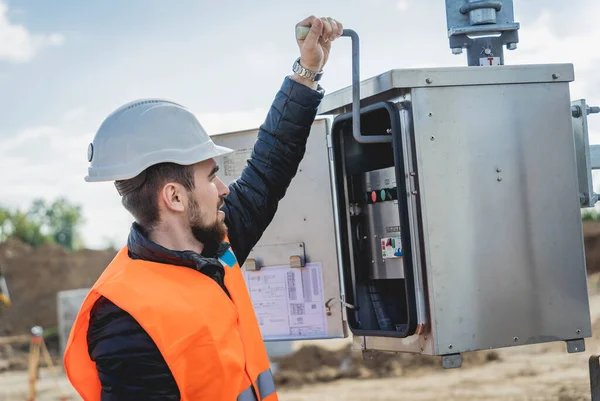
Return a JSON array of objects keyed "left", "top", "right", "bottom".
[{"left": 371, "top": 191, "right": 377, "bottom": 202}]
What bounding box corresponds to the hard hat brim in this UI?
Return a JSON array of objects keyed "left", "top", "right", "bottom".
[{"left": 84, "top": 141, "right": 235, "bottom": 182}]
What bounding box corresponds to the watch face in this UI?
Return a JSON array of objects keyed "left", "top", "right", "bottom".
[{"left": 293, "top": 59, "right": 302, "bottom": 73}]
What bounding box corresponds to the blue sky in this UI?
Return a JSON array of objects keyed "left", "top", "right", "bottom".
[{"left": 1, "top": 0, "right": 599, "bottom": 249}]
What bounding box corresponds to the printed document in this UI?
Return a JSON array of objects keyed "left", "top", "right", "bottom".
[{"left": 242, "top": 262, "right": 328, "bottom": 340}]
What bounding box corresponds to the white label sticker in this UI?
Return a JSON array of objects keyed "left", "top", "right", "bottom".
[
  {"left": 243, "top": 262, "right": 328, "bottom": 340},
  {"left": 381, "top": 237, "right": 402, "bottom": 259},
  {"left": 223, "top": 148, "right": 252, "bottom": 177},
  {"left": 479, "top": 57, "right": 501, "bottom": 66}
]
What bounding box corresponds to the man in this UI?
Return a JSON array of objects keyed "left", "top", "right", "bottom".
[{"left": 63, "top": 15, "right": 343, "bottom": 401}]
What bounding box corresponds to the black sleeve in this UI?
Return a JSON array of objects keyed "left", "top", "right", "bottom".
[
  {"left": 222, "top": 76, "right": 324, "bottom": 264},
  {"left": 87, "top": 296, "right": 180, "bottom": 401}
]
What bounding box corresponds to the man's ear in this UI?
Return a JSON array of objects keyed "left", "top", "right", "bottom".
[{"left": 160, "top": 183, "right": 186, "bottom": 212}]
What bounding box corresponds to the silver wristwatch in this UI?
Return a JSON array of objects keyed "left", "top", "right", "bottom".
[{"left": 292, "top": 57, "right": 323, "bottom": 82}]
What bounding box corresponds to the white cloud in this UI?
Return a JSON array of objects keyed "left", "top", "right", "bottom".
[
  {"left": 511, "top": 8, "right": 600, "bottom": 73},
  {"left": 0, "top": 1, "right": 64, "bottom": 62},
  {"left": 397, "top": 0, "right": 410, "bottom": 11},
  {"left": 62, "top": 107, "right": 86, "bottom": 123},
  {"left": 46, "top": 33, "right": 65, "bottom": 46},
  {"left": 0, "top": 125, "right": 91, "bottom": 197},
  {"left": 0, "top": 122, "right": 133, "bottom": 250}
]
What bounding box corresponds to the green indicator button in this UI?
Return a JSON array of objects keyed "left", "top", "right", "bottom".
[{"left": 380, "top": 189, "right": 386, "bottom": 201}]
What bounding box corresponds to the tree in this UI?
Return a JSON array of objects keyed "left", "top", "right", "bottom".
[
  {"left": 28, "top": 197, "right": 84, "bottom": 251},
  {"left": 0, "top": 208, "right": 10, "bottom": 243},
  {"left": 8, "top": 210, "right": 50, "bottom": 248},
  {"left": 0, "top": 198, "right": 85, "bottom": 251}
]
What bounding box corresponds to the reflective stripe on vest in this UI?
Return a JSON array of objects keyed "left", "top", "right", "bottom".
[
  {"left": 63, "top": 239, "right": 279, "bottom": 401},
  {"left": 257, "top": 369, "right": 277, "bottom": 398},
  {"left": 238, "top": 386, "right": 257, "bottom": 401},
  {"left": 238, "top": 369, "right": 276, "bottom": 401}
]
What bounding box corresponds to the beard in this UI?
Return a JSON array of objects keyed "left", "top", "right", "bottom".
[{"left": 188, "top": 192, "right": 228, "bottom": 256}]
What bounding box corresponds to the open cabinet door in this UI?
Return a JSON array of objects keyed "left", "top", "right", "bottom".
[{"left": 211, "top": 118, "right": 348, "bottom": 342}]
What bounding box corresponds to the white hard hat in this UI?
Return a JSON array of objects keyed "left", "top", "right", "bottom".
[{"left": 85, "top": 99, "right": 233, "bottom": 183}]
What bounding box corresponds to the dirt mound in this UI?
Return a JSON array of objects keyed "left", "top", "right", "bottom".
[
  {"left": 556, "top": 384, "right": 591, "bottom": 401},
  {"left": 271, "top": 344, "right": 500, "bottom": 388},
  {"left": 584, "top": 221, "right": 600, "bottom": 274},
  {"left": 0, "top": 239, "right": 116, "bottom": 335}
]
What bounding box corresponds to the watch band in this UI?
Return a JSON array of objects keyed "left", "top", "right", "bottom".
[{"left": 292, "top": 57, "right": 323, "bottom": 82}]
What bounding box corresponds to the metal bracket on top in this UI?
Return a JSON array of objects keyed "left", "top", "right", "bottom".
[
  {"left": 442, "top": 353, "right": 463, "bottom": 369},
  {"left": 445, "top": 0, "right": 520, "bottom": 65},
  {"left": 243, "top": 242, "right": 306, "bottom": 271},
  {"left": 566, "top": 338, "right": 585, "bottom": 354}
]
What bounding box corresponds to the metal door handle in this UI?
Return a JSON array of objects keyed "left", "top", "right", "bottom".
[{"left": 296, "top": 26, "right": 392, "bottom": 144}]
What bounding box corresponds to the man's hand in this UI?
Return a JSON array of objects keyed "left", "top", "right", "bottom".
[{"left": 292, "top": 16, "right": 343, "bottom": 89}]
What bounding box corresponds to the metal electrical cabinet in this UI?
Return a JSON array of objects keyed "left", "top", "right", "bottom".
[
  {"left": 212, "top": 63, "right": 592, "bottom": 367},
  {"left": 320, "top": 64, "right": 592, "bottom": 366}
]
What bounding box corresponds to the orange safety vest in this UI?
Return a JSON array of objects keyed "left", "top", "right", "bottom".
[{"left": 63, "top": 240, "right": 278, "bottom": 401}]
